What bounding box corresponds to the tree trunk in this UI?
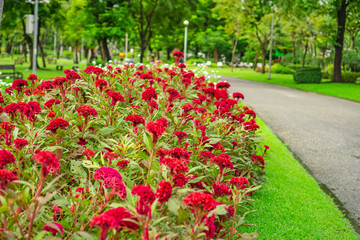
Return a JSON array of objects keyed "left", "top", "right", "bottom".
[
  {"left": 0, "top": 0, "right": 4, "bottom": 27},
  {"left": 23, "top": 41, "right": 27, "bottom": 62},
  {"left": 351, "top": 36, "right": 356, "bottom": 50},
  {"left": 332, "top": 0, "right": 347, "bottom": 82},
  {"left": 231, "top": 36, "right": 238, "bottom": 72},
  {"left": 214, "top": 48, "right": 219, "bottom": 63},
  {"left": 253, "top": 52, "right": 258, "bottom": 71},
  {"left": 98, "top": 38, "right": 111, "bottom": 62},
  {"left": 38, "top": 39, "right": 46, "bottom": 68},
  {"left": 302, "top": 42, "right": 308, "bottom": 68},
  {"left": 167, "top": 47, "right": 172, "bottom": 60},
  {"left": 261, "top": 51, "right": 266, "bottom": 73},
  {"left": 73, "top": 41, "right": 79, "bottom": 64}
]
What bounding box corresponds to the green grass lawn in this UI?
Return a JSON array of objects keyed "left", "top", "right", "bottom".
[
  {"left": 212, "top": 67, "right": 360, "bottom": 103},
  {"left": 240, "top": 118, "right": 358, "bottom": 239}
]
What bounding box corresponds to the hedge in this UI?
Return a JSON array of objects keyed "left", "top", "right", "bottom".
[{"left": 293, "top": 67, "right": 322, "bottom": 83}]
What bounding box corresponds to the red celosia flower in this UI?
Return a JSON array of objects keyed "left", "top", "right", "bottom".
[
  {"left": 169, "top": 147, "right": 190, "bottom": 163},
  {"left": 47, "top": 110, "right": 56, "bottom": 119},
  {"left": 83, "top": 149, "right": 95, "bottom": 160},
  {"left": 44, "top": 99, "right": 61, "bottom": 109},
  {"left": 0, "top": 149, "right": 15, "bottom": 168},
  {"left": 189, "top": 175, "right": 205, "bottom": 189},
  {"left": 117, "top": 160, "right": 129, "bottom": 169},
  {"left": 213, "top": 182, "right": 232, "bottom": 197},
  {"left": 174, "top": 131, "right": 188, "bottom": 144},
  {"left": 172, "top": 173, "right": 188, "bottom": 187},
  {"left": 14, "top": 138, "right": 29, "bottom": 150},
  {"left": 46, "top": 118, "right": 69, "bottom": 132},
  {"left": 156, "top": 148, "right": 169, "bottom": 160},
  {"left": 229, "top": 177, "right": 249, "bottom": 189},
  {"left": 4, "top": 87, "right": 13, "bottom": 95},
  {"left": 125, "top": 114, "right": 145, "bottom": 127},
  {"left": 160, "top": 157, "right": 189, "bottom": 174},
  {"left": 0, "top": 122, "right": 15, "bottom": 133},
  {"left": 251, "top": 154, "right": 265, "bottom": 168},
  {"left": 0, "top": 169, "right": 18, "bottom": 191},
  {"left": 94, "top": 166, "right": 122, "bottom": 181},
  {"left": 43, "top": 222, "right": 64, "bottom": 235},
  {"left": 66, "top": 70, "right": 81, "bottom": 81},
  {"left": 146, "top": 121, "right": 166, "bottom": 143},
  {"left": 182, "top": 103, "right": 193, "bottom": 112},
  {"left": 233, "top": 92, "right": 244, "bottom": 100},
  {"left": 148, "top": 100, "right": 158, "bottom": 112},
  {"left": 104, "top": 152, "right": 119, "bottom": 164},
  {"left": 216, "top": 82, "right": 230, "bottom": 89},
  {"left": 199, "top": 151, "right": 215, "bottom": 164},
  {"left": 95, "top": 79, "right": 108, "bottom": 91},
  {"left": 27, "top": 74, "right": 38, "bottom": 84},
  {"left": 167, "top": 70, "right": 177, "bottom": 77},
  {"left": 4, "top": 103, "right": 18, "bottom": 119},
  {"left": 155, "top": 181, "right": 172, "bottom": 203},
  {"left": 11, "top": 79, "right": 28, "bottom": 93},
  {"left": 23, "top": 101, "right": 41, "bottom": 122},
  {"left": 33, "top": 151, "right": 60, "bottom": 177},
  {"left": 183, "top": 192, "right": 216, "bottom": 211},
  {"left": 76, "top": 105, "right": 98, "bottom": 119},
  {"left": 141, "top": 87, "right": 158, "bottom": 102},
  {"left": 178, "top": 63, "right": 186, "bottom": 69},
  {"left": 182, "top": 77, "right": 191, "bottom": 87},
  {"left": 103, "top": 176, "right": 127, "bottom": 199},
  {"left": 173, "top": 51, "right": 184, "bottom": 65},
  {"left": 107, "top": 90, "right": 125, "bottom": 106},
  {"left": 53, "top": 77, "right": 67, "bottom": 87},
  {"left": 0, "top": 106, "right": 3, "bottom": 114},
  {"left": 83, "top": 65, "right": 95, "bottom": 74},
  {"left": 90, "top": 207, "right": 138, "bottom": 240},
  {"left": 37, "top": 81, "right": 54, "bottom": 91},
  {"left": 166, "top": 88, "right": 180, "bottom": 102},
  {"left": 77, "top": 138, "right": 88, "bottom": 146},
  {"left": 211, "top": 156, "right": 233, "bottom": 171},
  {"left": 132, "top": 185, "right": 155, "bottom": 204}
]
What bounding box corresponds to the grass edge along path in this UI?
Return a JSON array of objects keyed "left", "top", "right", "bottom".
[
  {"left": 240, "top": 117, "right": 359, "bottom": 239},
  {"left": 213, "top": 68, "right": 360, "bottom": 103}
]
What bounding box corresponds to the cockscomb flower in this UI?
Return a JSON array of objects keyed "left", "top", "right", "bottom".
[
  {"left": 0, "top": 150, "right": 16, "bottom": 168},
  {"left": 0, "top": 122, "right": 15, "bottom": 133},
  {"left": 107, "top": 90, "right": 125, "bottom": 106},
  {"left": 94, "top": 166, "right": 122, "bottom": 181},
  {"left": 37, "top": 81, "right": 54, "bottom": 91},
  {"left": 27, "top": 74, "right": 38, "bottom": 84},
  {"left": 156, "top": 148, "right": 169, "bottom": 160},
  {"left": 173, "top": 51, "right": 184, "bottom": 65},
  {"left": 166, "top": 88, "right": 180, "bottom": 102},
  {"left": 43, "top": 222, "right": 64, "bottom": 235},
  {"left": 125, "top": 114, "right": 145, "bottom": 127},
  {"left": 11, "top": 79, "right": 28, "bottom": 93},
  {"left": 170, "top": 147, "right": 190, "bottom": 163},
  {"left": 77, "top": 138, "right": 88, "bottom": 146},
  {"left": 90, "top": 207, "right": 138, "bottom": 240},
  {"left": 44, "top": 99, "right": 61, "bottom": 109},
  {"left": 183, "top": 192, "right": 216, "bottom": 211},
  {"left": 211, "top": 156, "right": 233, "bottom": 171},
  {"left": 76, "top": 105, "right": 98, "bottom": 119},
  {"left": 104, "top": 152, "right": 119, "bottom": 164},
  {"left": 213, "top": 182, "right": 232, "bottom": 197},
  {"left": 0, "top": 169, "right": 18, "bottom": 191},
  {"left": 53, "top": 77, "right": 68, "bottom": 87},
  {"left": 199, "top": 151, "right": 215, "bottom": 164},
  {"left": 155, "top": 181, "right": 172, "bottom": 203},
  {"left": 173, "top": 173, "right": 188, "bottom": 187},
  {"left": 160, "top": 157, "right": 189, "bottom": 174},
  {"left": 146, "top": 121, "right": 166, "bottom": 143},
  {"left": 14, "top": 138, "right": 29, "bottom": 150},
  {"left": 182, "top": 77, "right": 191, "bottom": 87},
  {"left": 83, "top": 65, "right": 95, "bottom": 74},
  {"left": 251, "top": 154, "right": 265, "bottom": 168},
  {"left": 216, "top": 82, "right": 230, "bottom": 89},
  {"left": 95, "top": 79, "right": 108, "bottom": 91},
  {"left": 132, "top": 185, "right": 155, "bottom": 204},
  {"left": 103, "top": 176, "right": 127, "bottom": 199},
  {"left": 233, "top": 92, "right": 244, "bottom": 100},
  {"left": 178, "top": 63, "right": 186, "bottom": 69},
  {"left": 46, "top": 118, "right": 69, "bottom": 133},
  {"left": 141, "top": 87, "right": 158, "bottom": 102},
  {"left": 174, "top": 131, "right": 188, "bottom": 144},
  {"left": 23, "top": 101, "right": 41, "bottom": 122},
  {"left": 117, "top": 160, "right": 129, "bottom": 169},
  {"left": 33, "top": 151, "right": 60, "bottom": 177},
  {"left": 47, "top": 110, "right": 56, "bottom": 119},
  {"left": 229, "top": 177, "right": 249, "bottom": 190},
  {"left": 66, "top": 70, "right": 81, "bottom": 82},
  {"left": 4, "top": 103, "right": 18, "bottom": 119},
  {"left": 147, "top": 100, "right": 158, "bottom": 113},
  {"left": 83, "top": 149, "right": 95, "bottom": 160}
]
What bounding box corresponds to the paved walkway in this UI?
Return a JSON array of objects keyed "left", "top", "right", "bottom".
[{"left": 223, "top": 76, "right": 360, "bottom": 229}]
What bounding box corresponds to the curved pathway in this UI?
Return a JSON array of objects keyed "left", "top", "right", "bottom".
[{"left": 223, "top": 76, "right": 360, "bottom": 229}]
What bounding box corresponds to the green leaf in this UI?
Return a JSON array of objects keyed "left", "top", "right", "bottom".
[
  {"left": 142, "top": 132, "right": 153, "bottom": 152},
  {"left": 167, "top": 198, "right": 179, "bottom": 216},
  {"left": 75, "top": 231, "right": 96, "bottom": 240},
  {"left": 99, "top": 126, "right": 116, "bottom": 135}
]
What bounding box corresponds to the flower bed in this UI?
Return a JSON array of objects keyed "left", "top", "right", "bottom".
[{"left": 0, "top": 52, "right": 268, "bottom": 239}]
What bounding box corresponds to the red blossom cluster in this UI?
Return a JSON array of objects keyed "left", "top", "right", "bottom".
[
  {"left": 32, "top": 151, "right": 60, "bottom": 177},
  {"left": 183, "top": 192, "right": 216, "bottom": 211}
]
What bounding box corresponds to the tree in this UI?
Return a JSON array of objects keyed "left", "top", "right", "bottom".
[{"left": 346, "top": 1, "right": 360, "bottom": 50}]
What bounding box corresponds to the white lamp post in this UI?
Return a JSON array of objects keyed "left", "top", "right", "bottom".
[
  {"left": 183, "top": 20, "right": 189, "bottom": 63},
  {"left": 267, "top": 12, "right": 275, "bottom": 80}
]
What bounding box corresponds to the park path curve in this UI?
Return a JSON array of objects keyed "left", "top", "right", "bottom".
[{"left": 222, "top": 76, "right": 360, "bottom": 229}]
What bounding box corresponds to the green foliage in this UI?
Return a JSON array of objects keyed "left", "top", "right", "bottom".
[
  {"left": 293, "top": 67, "right": 322, "bottom": 83},
  {"left": 342, "top": 71, "right": 360, "bottom": 83},
  {"left": 271, "top": 63, "right": 294, "bottom": 74}
]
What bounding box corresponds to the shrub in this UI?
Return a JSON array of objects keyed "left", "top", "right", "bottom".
[
  {"left": 342, "top": 72, "right": 360, "bottom": 83},
  {"left": 293, "top": 67, "right": 322, "bottom": 83},
  {"left": 271, "top": 63, "right": 294, "bottom": 74},
  {"left": 0, "top": 54, "right": 268, "bottom": 239}
]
